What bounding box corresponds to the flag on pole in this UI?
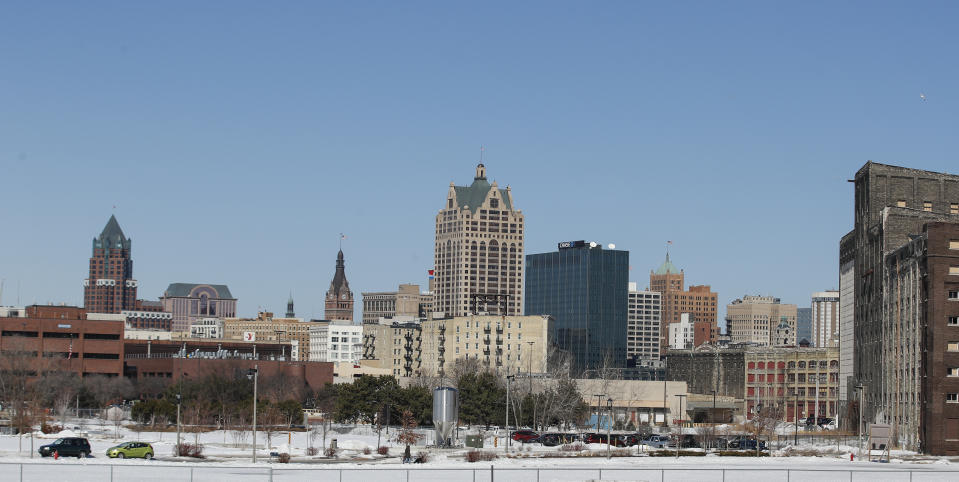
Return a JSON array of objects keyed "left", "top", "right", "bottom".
[{"left": 667, "top": 240, "right": 673, "bottom": 245}]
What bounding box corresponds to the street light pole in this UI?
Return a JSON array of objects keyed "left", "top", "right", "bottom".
[
  {"left": 855, "top": 383, "right": 864, "bottom": 460},
  {"left": 674, "top": 394, "right": 686, "bottom": 458},
  {"left": 248, "top": 365, "right": 259, "bottom": 463},
  {"left": 175, "top": 393, "right": 181, "bottom": 456},
  {"left": 606, "top": 397, "right": 613, "bottom": 460},
  {"left": 506, "top": 375, "right": 514, "bottom": 454},
  {"left": 527, "top": 341, "right": 534, "bottom": 430}
]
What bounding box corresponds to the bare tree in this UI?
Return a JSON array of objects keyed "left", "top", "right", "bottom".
[
  {"left": 395, "top": 409, "right": 423, "bottom": 462},
  {"left": 746, "top": 405, "right": 782, "bottom": 454}
]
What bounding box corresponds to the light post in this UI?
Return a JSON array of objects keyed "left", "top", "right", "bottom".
[
  {"left": 505, "top": 374, "right": 514, "bottom": 454},
  {"left": 527, "top": 341, "right": 534, "bottom": 429},
  {"left": 593, "top": 394, "right": 604, "bottom": 432},
  {"left": 174, "top": 392, "right": 182, "bottom": 456},
  {"left": 854, "top": 383, "right": 864, "bottom": 460},
  {"left": 248, "top": 365, "right": 259, "bottom": 463},
  {"left": 606, "top": 397, "right": 613, "bottom": 460},
  {"left": 674, "top": 394, "right": 687, "bottom": 458}
]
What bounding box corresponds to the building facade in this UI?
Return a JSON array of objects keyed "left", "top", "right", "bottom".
[
  {"left": 649, "top": 254, "right": 718, "bottom": 349},
  {"left": 361, "top": 284, "right": 432, "bottom": 324},
  {"left": 627, "top": 283, "right": 661, "bottom": 365},
  {"left": 726, "top": 295, "right": 797, "bottom": 346},
  {"left": 796, "top": 307, "right": 812, "bottom": 345},
  {"left": 838, "top": 232, "right": 856, "bottom": 420},
  {"left": 324, "top": 250, "right": 354, "bottom": 321},
  {"left": 844, "top": 162, "right": 959, "bottom": 454},
  {"left": 189, "top": 318, "right": 224, "bottom": 338},
  {"left": 308, "top": 320, "right": 363, "bottom": 364},
  {"left": 433, "top": 164, "right": 524, "bottom": 318},
  {"left": 222, "top": 312, "right": 311, "bottom": 361},
  {"left": 362, "top": 318, "right": 423, "bottom": 377},
  {"left": 811, "top": 291, "right": 840, "bottom": 348},
  {"left": 160, "top": 283, "right": 237, "bottom": 333},
  {"left": 0, "top": 306, "right": 124, "bottom": 377},
  {"left": 84, "top": 215, "right": 138, "bottom": 314},
  {"left": 419, "top": 314, "right": 552, "bottom": 377},
  {"left": 525, "top": 241, "right": 628, "bottom": 373},
  {"left": 668, "top": 313, "right": 694, "bottom": 350},
  {"left": 667, "top": 345, "right": 839, "bottom": 423}
]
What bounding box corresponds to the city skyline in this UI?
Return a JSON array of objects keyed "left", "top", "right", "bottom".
[{"left": 3, "top": 2, "right": 958, "bottom": 321}]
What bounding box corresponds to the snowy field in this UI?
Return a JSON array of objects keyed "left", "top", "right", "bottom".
[{"left": 1, "top": 419, "right": 957, "bottom": 481}]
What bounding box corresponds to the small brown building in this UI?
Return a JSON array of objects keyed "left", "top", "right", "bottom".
[{"left": 0, "top": 306, "right": 124, "bottom": 377}]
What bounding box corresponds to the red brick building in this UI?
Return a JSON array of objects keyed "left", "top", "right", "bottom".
[
  {"left": 0, "top": 306, "right": 124, "bottom": 377},
  {"left": 83, "top": 215, "right": 138, "bottom": 314}
]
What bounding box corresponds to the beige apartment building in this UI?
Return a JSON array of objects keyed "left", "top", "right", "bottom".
[
  {"left": 433, "top": 164, "right": 525, "bottom": 318},
  {"left": 361, "top": 283, "right": 432, "bottom": 324},
  {"left": 362, "top": 314, "right": 552, "bottom": 378},
  {"left": 222, "top": 311, "right": 313, "bottom": 361},
  {"left": 420, "top": 314, "right": 551, "bottom": 377},
  {"left": 726, "top": 295, "right": 798, "bottom": 346},
  {"left": 362, "top": 318, "right": 424, "bottom": 377}
]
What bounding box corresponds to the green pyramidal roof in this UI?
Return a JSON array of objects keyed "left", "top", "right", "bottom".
[
  {"left": 453, "top": 178, "right": 513, "bottom": 213},
  {"left": 654, "top": 253, "right": 680, "bottom": 275}
]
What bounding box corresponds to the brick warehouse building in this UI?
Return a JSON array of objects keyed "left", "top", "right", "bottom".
[
  {"left": 0, "top": 306, "right": 333, "bottom": 390},
  {"left": 0, "top": 306, "right": 123, "bottom": 377},
  {"left": 843, "top": 161, "right": 959, "bottom": 454}
]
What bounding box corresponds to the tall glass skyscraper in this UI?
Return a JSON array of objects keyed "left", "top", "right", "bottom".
[{"left": 525, "top": 241, "right": 628, "bottom": 374}]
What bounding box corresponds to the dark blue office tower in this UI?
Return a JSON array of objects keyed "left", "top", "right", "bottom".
[{"left": 525, "top": 241, "right": 628, "bottom": 374}]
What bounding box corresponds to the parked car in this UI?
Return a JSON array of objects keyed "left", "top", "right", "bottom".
[
  {"left": 106, "top": 442, "right": 154, "bottom": 459},
  {"left": 641, "top": 434, "right": 674, "bottom": 448},
  {"left": 510, "top": 430, "right": 539, "bottom": 443},
  {"left": 727, "top": 436, "right": 767, "bottom": 451},
  {"left": 615, "top": 434, "right": 639, "bottom": 447},
  {"left": 680, "top": 434, "right": 701, "bottom": 448},
  {"left": 583, "top": 432, "right": 607, "bottom": 444},
  {"left": 539, "top": 433, "right": 579, "bottom": 447},
  {"left": 712, "top": 437, "right": 730, "bottom": 449},
  {"left": 38, "top": 437, "right": 91, "bottom": 458}
]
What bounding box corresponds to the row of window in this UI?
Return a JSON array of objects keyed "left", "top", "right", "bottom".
[{"left": 896, "top": 200, "right": 959, "bottom": 214}]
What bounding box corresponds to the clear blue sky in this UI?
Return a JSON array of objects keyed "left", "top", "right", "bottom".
[{"left": 2, "top": 1, "right": 958, "bottom": 326}]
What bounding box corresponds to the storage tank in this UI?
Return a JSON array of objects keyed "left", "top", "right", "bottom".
[{"left": 432, "top": 386, "right": 459, "bottom": 447}]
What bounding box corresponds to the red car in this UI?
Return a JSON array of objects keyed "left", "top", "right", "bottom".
[{"left": 511, "top": 430, "right": 539, "bottom": 442}]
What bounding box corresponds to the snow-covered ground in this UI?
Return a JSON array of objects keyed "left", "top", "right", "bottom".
[{"left": 1, "top": 419, "right": 957, "bottom": 481}]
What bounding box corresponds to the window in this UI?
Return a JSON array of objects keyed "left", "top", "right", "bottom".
[
  {"left": 951, "top": 240, "right": 959, "bottom": 250},
  {"left": 897, "top": 200, "right": 907, "bottom": 208},
  {"left": 950, "top": 317, "right": 959, "bottom": 326},
  {"left": 949, "top": 393, "right": 959, "bottom": 403},
  {"left": 951, "top": 291, "right": 959, "bottom": 301},
  {"left": 949, "top": 342, "right": 959, "bottom": 352},
  {"left": 949, "top": 368, "right": 959, "bottom": 377},
  {"left": 952, "top": 203, "right": 959, "bottom": 215},
  {"left": 924, "top": 201, "right": 933, "bottom": 212}
]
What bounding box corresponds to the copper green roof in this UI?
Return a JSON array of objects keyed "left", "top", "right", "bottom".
[
  {"left": 654, "top": 253, "right": 680, "bottom": 275},
  {"left": 93, "top": 215, "right": 131, "bottom": 250},
  {"left": 454, "top": 178, "right": 512, "bottom": 213}
]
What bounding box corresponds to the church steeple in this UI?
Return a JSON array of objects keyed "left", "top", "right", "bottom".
[
  {"left": 286, "top": 292, "right": 295, "bottom": 318},
  {"left": 324, "top": 249, "right": 354, "bottom": 321}
]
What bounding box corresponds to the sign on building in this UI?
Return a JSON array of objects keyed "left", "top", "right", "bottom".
[{"left": 244, "top": 331, "right": 256, "bottom": 342}]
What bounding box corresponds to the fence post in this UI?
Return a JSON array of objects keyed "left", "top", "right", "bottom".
[
  {"left": 110, "top": 465, "right": 114, "bottom": 482},
  {"left": 190, "top": 467, "right": 194, "bottom": 482},
  {"left": 661, "top": 468, "right": 664, "bottom": 482},
  {"left": 19, "top": 464, "right": 23, "bottom": 482},
  {"left": 787, "top": 469, "right": 790, "bottom": 482},
  {"left": 722, "top": 469, "right": 726, "bottom": 482},
  {"left": 598, "top": 469, "right": 602, "bottom": 480},
  {"left": 491, "top": 464, "right": 494, "bottom": 482},
  {"left": 269, "top": 466, "right": 273, "bottom": 482}
]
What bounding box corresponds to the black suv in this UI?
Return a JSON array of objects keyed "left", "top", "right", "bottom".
[{"left": 39, "top": 437, "right": 91, "bottom": 458}]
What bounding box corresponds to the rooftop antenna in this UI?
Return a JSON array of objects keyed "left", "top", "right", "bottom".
[
  {"left": 17, "top": 280, "right": 20, "bottom": 306},
  {"left": 0, "top": 279, "right": 4, "bottom": 305},
  {"left": 666, "top": 240, "right": 673, "bottom": 257},
  {"left": 480, "top": 145, "right": 485, "bottom": 163},
  {"left": 339, "top": 233, "right": 346, "bottom": 251}
]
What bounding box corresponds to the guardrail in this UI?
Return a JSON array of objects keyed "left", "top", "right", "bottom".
[{"left": 1, "top": 462, "right": 958, "bottom": 482}]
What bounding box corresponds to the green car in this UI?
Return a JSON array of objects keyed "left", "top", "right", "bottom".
[{"left": 106, "top": 442, "right": 154, "bottom": 459}]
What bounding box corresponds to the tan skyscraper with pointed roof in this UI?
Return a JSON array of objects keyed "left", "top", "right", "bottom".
[{"left": 433, "top": 164, "right": 524, "bottom": 317}]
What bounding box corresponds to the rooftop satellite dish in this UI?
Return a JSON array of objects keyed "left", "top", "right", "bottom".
[
  {"left": 589, "top": 242, "right": 598, "bottom": 248},
  {"left": 608, "top": 243, "right": 616, "bottom": 249}
]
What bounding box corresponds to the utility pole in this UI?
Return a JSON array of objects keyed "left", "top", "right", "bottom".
[
  {"left": 606, "top": 397, "right": 613, "bottom": 460},
  {"left": 248, "top": 366, "right": 259, "bottom": 463},
  {"left": 505, "top": 375, "right": 514, "bottom": 454}
]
